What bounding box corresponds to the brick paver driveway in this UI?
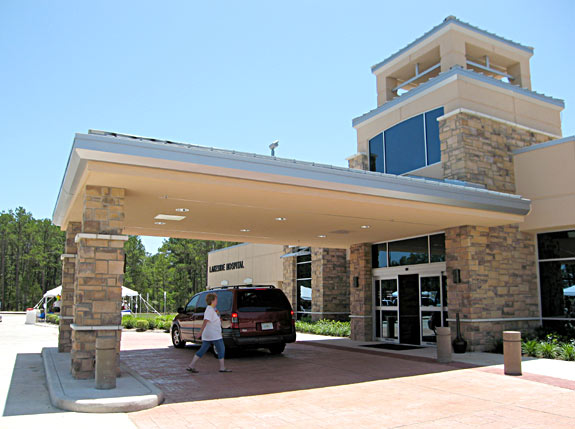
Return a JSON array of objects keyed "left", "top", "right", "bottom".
[{"left": 122, "top": 331, "right": 575, "bottom": 429}]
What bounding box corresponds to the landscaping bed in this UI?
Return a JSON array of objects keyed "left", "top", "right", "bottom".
[{"left": 295, "top": 319, "right": 350, "bottom": 337}]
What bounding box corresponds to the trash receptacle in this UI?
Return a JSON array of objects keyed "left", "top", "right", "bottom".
[{"left": 25, "top": 308, "right": 37, "bottom": 324}]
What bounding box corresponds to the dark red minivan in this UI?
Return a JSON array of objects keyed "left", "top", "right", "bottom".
[{"left": 171, "top": 285, "right": 296, "bottom": 354}]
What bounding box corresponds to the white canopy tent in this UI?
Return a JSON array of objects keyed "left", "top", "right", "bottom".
[
  {"left": 564, "top": 285, "right": 575, "bottom": 297},
  {"left": 42, "top": 285, "right": 139, "bottom": 298}
]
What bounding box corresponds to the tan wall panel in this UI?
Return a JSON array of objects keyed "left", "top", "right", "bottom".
[
  {"left": 515, "top": 141, "right": 575, "bottom": 232},
  {"left": 207, "top": 243, "right": 284, "bottom": 288}
]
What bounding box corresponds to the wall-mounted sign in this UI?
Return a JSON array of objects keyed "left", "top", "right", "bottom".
[{"left": 209, "top": 260, "right": 245, "bottom": 273}]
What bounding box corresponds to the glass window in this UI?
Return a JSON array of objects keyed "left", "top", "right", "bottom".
[
  {"left": 384, "top": 114, "right": 426, "bottom": 175},
  {"left": 296, "top": 253, "right": 311, "bottom": 263},
  {"left": 380, "top": 310, "right": 398, "bottom": 339},
  {"left": 421, "top": 276, "right": 441, "bottom": 307},
  {"left": 388, "top": 236, "right": 429, "bottom": 266},
  {"left": 297, "top": 279, "right": 312, "bottom": 314},
  {"left": 195, "top": 293, "right": 207, "bottom": 313},
  {"left": 538, "top": 230, "right": 575, "bottom": 260},
  {"left": 421, "top": 311, "right": 440, "bottom": 343},
  {"left": 297, "top": 262, "right": 311, "bottom": 279},
  {"left": 236, "top": 289, "right": 292, "bottom": 312},
  {"left": 425, "top": 107, "right": 444, "bottom": 165},
  {"left": 372, "top": 243, "right": 388, "bottom": 268},
  {"left": 539, "top": 261, "right": 575, "bottom": 317},
  {"left": 369, "top": 133, "right": 384, "bottom": 172},
  {"left": 430, "top": 233, "right": 446, "bottom": 263},
  {"left": 214, "top": 290, "right": 233, "bottom": 313},
  {"left": 381, "top": 279, "right": 397, "bottom": 305},
  {"left": 185, "top": 295, "right": 199, "bottom": 313}
]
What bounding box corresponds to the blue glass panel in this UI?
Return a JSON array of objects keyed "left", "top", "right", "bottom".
[
  {"left": 371, "top": 243, "right": 388, "bottom": 268},
  {"left": 368, "top": 133, "right": 384, "bottom": 172},
  {"left": 425, "top": 107, "right": 444, "bottom": 165},
  {"left": 384, "top": 115, "right": 425, "bottom": 175}
]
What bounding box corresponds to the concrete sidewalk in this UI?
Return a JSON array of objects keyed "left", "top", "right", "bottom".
[{"left": 0, "top": 314, "right": 137, "bottom": 428}]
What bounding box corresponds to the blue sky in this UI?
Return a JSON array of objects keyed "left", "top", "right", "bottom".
[{"left": 1, "top": 1, "right": 573, "bottom": 254}]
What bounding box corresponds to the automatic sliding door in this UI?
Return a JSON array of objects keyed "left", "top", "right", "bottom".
[{"left": 374, "top": 278, "right": 398, "bottom": 341}]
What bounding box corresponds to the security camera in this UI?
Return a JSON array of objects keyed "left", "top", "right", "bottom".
[{"left": 269, "top": 140, "right": 279, "bottom": 156}]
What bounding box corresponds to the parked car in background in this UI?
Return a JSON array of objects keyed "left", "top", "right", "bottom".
[{"left": 171, "top": 285, "right": 296, "bottom": 355}]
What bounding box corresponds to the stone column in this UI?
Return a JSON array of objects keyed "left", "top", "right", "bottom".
[
  {"left": 311, "top": 248, "right": 349, "bottom": 321},
  {"left": 281, "top": 246, "right": 298, "bottom": 312},
  {"left": 71, "top": 185, "right": 126, "bottom": 380},
  {"left": 58, "top": 221, "right": 81, "bottom": 352},
  {"left": 347, "top": 153, "right": 369, "bottom": 170},
  {"left": 349, "top": 243, "right": 373, "bottom": 341}
]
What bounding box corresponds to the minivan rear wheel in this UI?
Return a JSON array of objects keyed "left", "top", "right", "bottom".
[
  {"left": 172, "top": 326, "right": 186, "bottom": 348},
  {"left": 268, "top": 343, "right": 285, "bottom": 355}
]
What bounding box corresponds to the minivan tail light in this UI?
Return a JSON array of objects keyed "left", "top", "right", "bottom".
[
  {"left": 291, "top": 310, "right": 295, "bottom": 322},
  {"left": 231, "top": 312, "right": 239, "bottom": 329}
]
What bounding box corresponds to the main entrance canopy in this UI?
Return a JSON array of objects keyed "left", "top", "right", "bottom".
[{"left": 53, "top": 131, "right": 529, "bottom": 247}]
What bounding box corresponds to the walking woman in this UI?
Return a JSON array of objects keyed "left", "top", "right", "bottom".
[{"left": 186, "top": 293, "right": 232, "bottom": 373}]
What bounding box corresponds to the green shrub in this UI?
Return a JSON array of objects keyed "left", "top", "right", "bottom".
[
  {"left": 537, "top": 341, "right": 558, "bottom": 359},
  {"left": 522, "top": 340, "right": 539, "bottom": 357},
  {"left": 147, "top": 318, "right": 157, "bottom": 330},
  {"left": 295, "top": 319, "right": 350, "bottom": 337},
  {"left": 122, "top": 316, "right": 136, "bottom": 329},
  {"left": 159, "top": 320, "right": 171, "bottom": 332},
  {"left": 46, "top": 314, "right": 60, "bottom": 324},
  {"left": 559, "top": 343, "right": 575, "bottom": 361},
  {"left": 135, "top": 319, "right": 149, "bottom": 332}
]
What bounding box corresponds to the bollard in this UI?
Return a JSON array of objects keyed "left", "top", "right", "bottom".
[
  {"left": 95, "top": 332, "right": 117, "bottom": 389},
  {"left": 503, "top": 331, "right": 522, "bottom": 376},
  {"left": 436, "top": 327, "right": 452, "bottom": 363}
]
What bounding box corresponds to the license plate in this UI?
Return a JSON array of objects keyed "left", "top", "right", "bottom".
[{"left": 261, "top": 322, "right": 274, "bottom": 330}]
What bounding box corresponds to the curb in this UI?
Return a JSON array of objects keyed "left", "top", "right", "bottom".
[{"left": 42, "top": 347, "right": 164, "bottom": 413}]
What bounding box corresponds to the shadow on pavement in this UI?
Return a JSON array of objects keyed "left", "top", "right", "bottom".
[
  {"left": 121, "top": 341, "right": 474, "bottom": 404},
  {"left": 3, "top": 353, "right": 65, "bottom": 416}
]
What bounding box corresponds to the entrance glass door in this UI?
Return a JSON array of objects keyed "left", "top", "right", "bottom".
[
  {"left": 420, "top": 274, "right": 448, "bottom": 344},
  {"left": 374, "top": 278, "right": 398, "bottom": 340}
]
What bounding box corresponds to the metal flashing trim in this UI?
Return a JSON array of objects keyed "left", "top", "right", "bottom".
[
  {"left": 61, "top": 316, "right": 74, "bottom": 320},
  {"left": 280, "top": 250, "right": 312, "bottom": 258},
  {"left": 371, "top": 16, "right": 533, "bottom": 74},
  {"left": 437, "top": 108, "right": 562, "bottom": 139},
  {"left": 349, "top": 315, "right": 372, "bottom": 318},
  {"left": 70, "top": 324, "right": 123, "bottom": 331},
  {"left": 352, "top": 66, "right": 564, "bottom": 128},
  {"left": 74, "top": 233, "right": 130, "bottom": 243},
  {"left": 513, "top": 135, "right": 575, "bottom": 155},
  {"left": 60, "top": 253, "right": 77, "bottom": 260},
  {"left": 445, "top": 317, "right": 540, "bottom": 323},
  {"left": 296, "top": 311, "right": 350, "bottom": 315}
]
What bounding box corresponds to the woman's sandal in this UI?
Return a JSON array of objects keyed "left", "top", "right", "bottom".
[
  {"left": 186, "top": 367, "right": 199, "bottom": 373},
  {"left": 219, "top": 368, "right": 232, "bottom": 373}
]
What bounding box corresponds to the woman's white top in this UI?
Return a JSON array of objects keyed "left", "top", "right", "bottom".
[{"left": 202, "top": 305, "right": 222, "bottom": 341}]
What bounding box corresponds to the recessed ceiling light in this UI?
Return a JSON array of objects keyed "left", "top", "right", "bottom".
[
  {"left": 240, "top": 229, "right": 251, "bottom": 232},
  {"left": 275, "top": 217, "right": 287, "bottom": 221},
  {"left": 361, "top": 225, "right": 371, "bottom": 229},
  {"left": 317, "top": 234, "right": 326, "bottom": 238},
  {"left": 155, "top": 214, "right": 186, "bottom": 221},
  {"left": 154, "top": 221, "right": 166, "bottom": 225},
  {"left": 175, "top": 208, "right": 189, "bottom": 212}
]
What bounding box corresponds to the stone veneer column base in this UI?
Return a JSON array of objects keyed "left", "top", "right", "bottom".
[
  {"left": 58, "top": 221, "right": 81, "bottom": 353},
  {"left": 311, "top": 248, "right": 349, "bottom": 322},
  {"left": 349, "top": 243, "right": 373, "bottom": 341}
]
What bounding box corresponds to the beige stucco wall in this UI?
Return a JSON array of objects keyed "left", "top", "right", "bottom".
[
  {"left": 514, "top": 139, "right": 575, "bottom": 233},
  {"left": 355, "top": 77, "right": 562, "bottom": 158},
  {"left": 207, "top": 243, "right": 284, "bottom": 288}
]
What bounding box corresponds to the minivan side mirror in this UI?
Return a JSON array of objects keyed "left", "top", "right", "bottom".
[{"left": 177, "top": 306, "right": 184, "bottom": 314}]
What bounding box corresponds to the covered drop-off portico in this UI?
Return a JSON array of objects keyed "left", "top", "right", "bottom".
[{"left": 52, "top": 130, "right": 530, "bottom": 384}]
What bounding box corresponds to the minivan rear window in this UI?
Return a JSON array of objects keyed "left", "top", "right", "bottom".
[
  {"left": 237, "top": 289, "right": 291, "bottom": 312},
  {"left": 214, "top": 290, "right": 233, "bottom": 313}
]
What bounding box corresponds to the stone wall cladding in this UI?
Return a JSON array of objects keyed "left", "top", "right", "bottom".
[
  {"left": 347, "top": 153, "right": 369, "bottom": 170},
  {"left": 82, "top": 185, "right": 125, "bottom": 235},
  {"left": 349, "top": 243, "right": 373, "bottom": 341},
  {"left": 58, "top": 221, "right": 82, "bottom": 352},
  {"left": 71, "top": 185, "right": 125, "bottom": 379},
  {"left": 281, "top": 246, "right": 297, "bottom": 312},
  {"left": 311, "top": 248, "right": 349, "bottom": 321},
  {"left": 439, "top": 112, "right": 552, "bottom": 193},
  {"left": 445, "top": 225, "right": 539, "bottom": 351}
]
